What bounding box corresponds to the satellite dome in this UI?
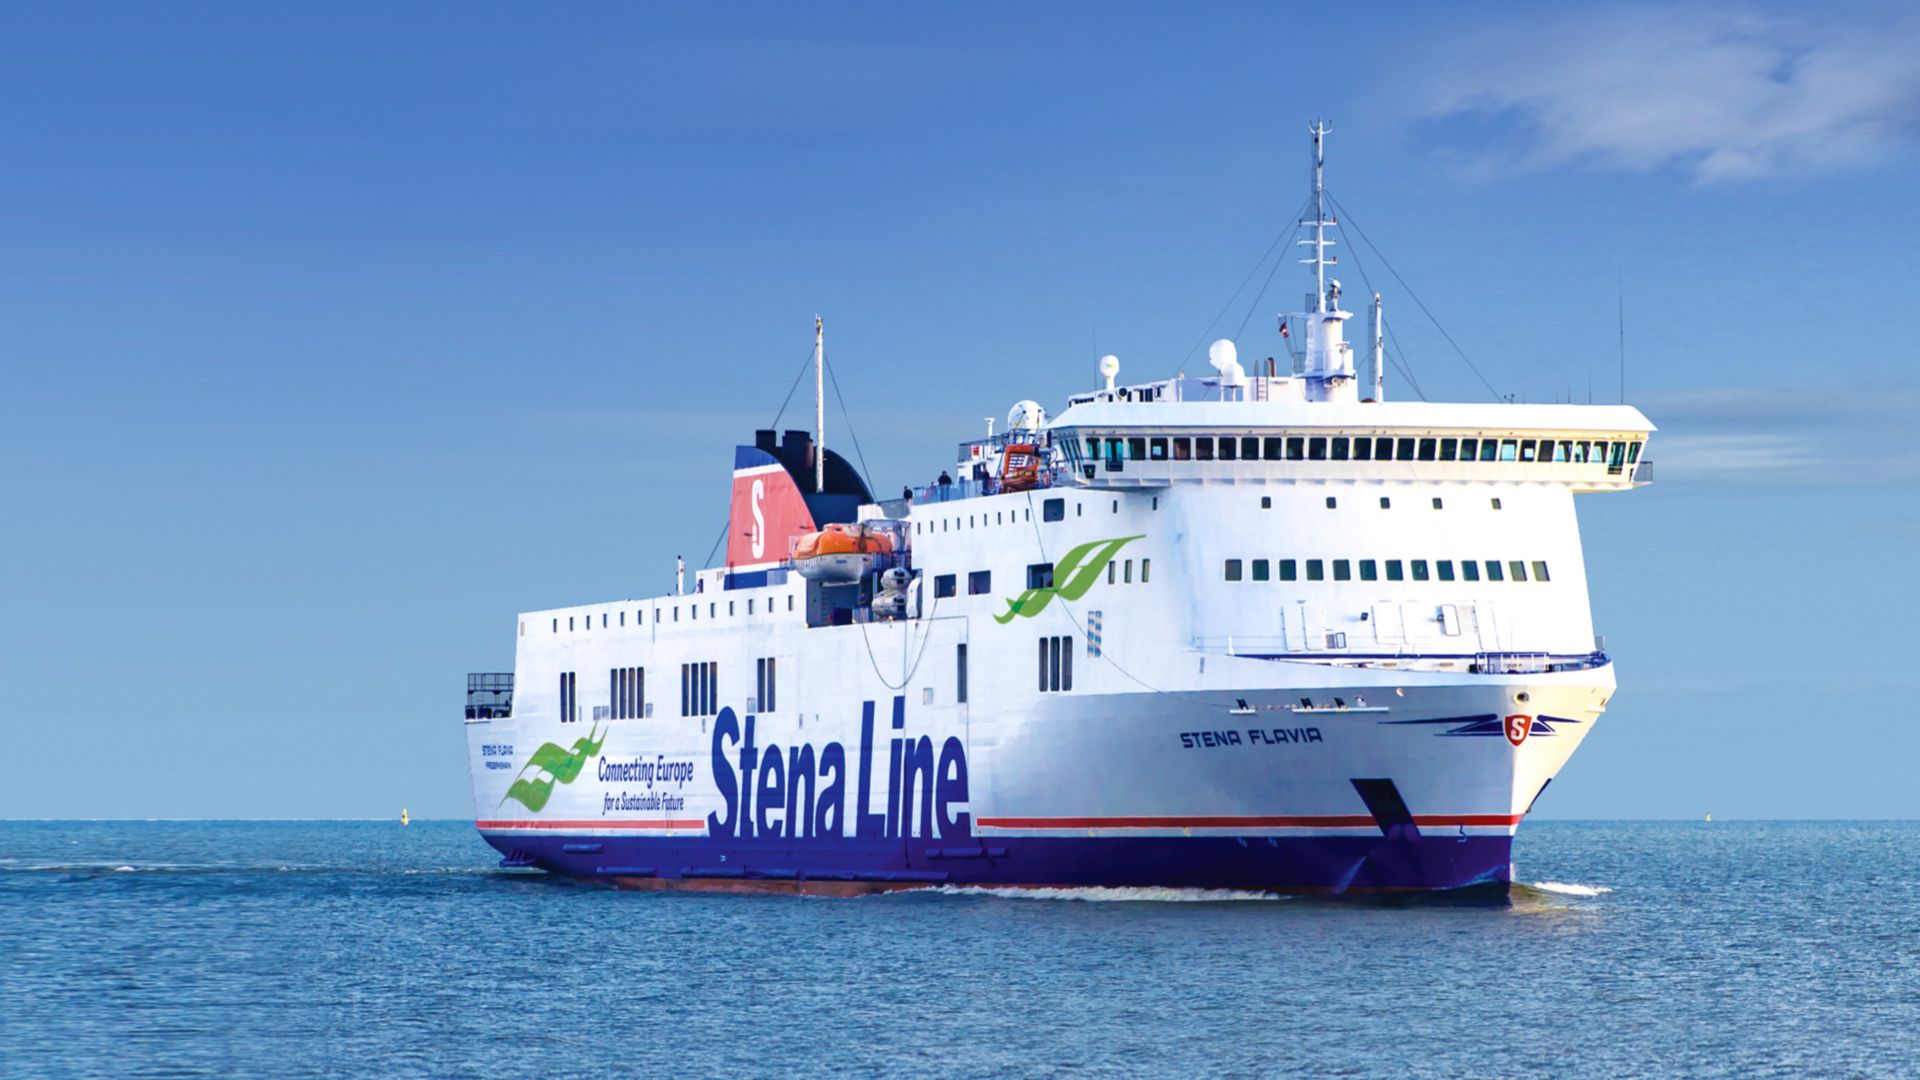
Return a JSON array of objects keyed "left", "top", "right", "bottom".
[{"left": 1008, "top": 400, "right": 1047, "bottom": 432}]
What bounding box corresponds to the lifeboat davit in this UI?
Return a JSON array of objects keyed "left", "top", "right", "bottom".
[{"left": 792, "top": 523, "right": 895, "bottom": 581}]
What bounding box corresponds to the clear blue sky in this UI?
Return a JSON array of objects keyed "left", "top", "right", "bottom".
[{"left": 5, "top": 2, "right": 1916, "bottom": 819}]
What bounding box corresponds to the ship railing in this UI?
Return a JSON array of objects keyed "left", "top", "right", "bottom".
[{"left": 910, "top": 465, "right": 1070, "bottom": 505}]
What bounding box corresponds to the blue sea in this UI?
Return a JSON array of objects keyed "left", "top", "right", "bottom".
[{"left": 2, "top": 821, "right": 1913, "bottom": 1077}]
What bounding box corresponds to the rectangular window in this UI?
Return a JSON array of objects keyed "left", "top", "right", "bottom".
[
  {"left": 1509, "top": 560, "right": 1528, "bottom": 582},
  {"left": 1285, "top": 436, "right": 1305, "bottom": 460},
  {"left": 1251, "top": 558, "right": 1270, "bottom": 582},
  {"left": 1028, "top": 563, "right": 1055, "bottom": 589},
  {"left": 1331, "top": 436, "right": 1350, "bottom": 461},
  {"left": 1265, "top": 437, "right": 1285, "bottom": 461},
  {"left": 1411, "top": 559, "right": 1430, "bottom": 581},
  {"left": 1195, "top": 437, "right": 1215, "bottom": 461},
  {"left": 1555, "top": 440, "right": 1572, "bottom": 463},
  {"left": 1042, "top": 497, "right": 1065, "bottom": 522},
  {"left": 968, "top": 570, "right": 991, "bottom": 595},
  {"left": 1224, "top": 559, "right": 1243, "bottom": 582},
  {"left": 1307, "top": 437, "right": 1327, "bottom": 461},
  {"left": 1359, "top": 559, "right": 1378, "bottom": 582},
  {"left": 1149, "top": 437, "right": 1168, "bottom": 461},
  {"left": 1108, "top": 562, "right": 1116, "bottom": 585},
  {"left": 1479, "top": 439, "right": 1498, "bottom": 462},
  {"left": 1141, "top": 558, "right": 1150, "bottom": 583},
  {"left": 1127, "top": 437, "right": 1147, "bottom": 461},
  {"left": 1437, "top": 560, "right": 1455, "bottom": 582},
  {"left": 1353, "top": 437, "right": 1373, "bottom": 461},
  {"left": 1123, "top": 559, "right": 1133, "bottom": 584},
  {"left": 680, "top": 664, "right": 689, "bottom": 717},
  {"left": 1173, "top": 437, "right": 1192, "bottom": 461},
  {"left": 1038, "top": 638, "right": 1049, "bottom": 692},
  {"left": 1486, "top": 560, "right": 1504, "bottom": 582},
  {"left": 1532, "top": 560, "right": 1551, "bottom": 582},
  {"left": 1241, "top": 437, "right": 1259, "bottom": 460},
  {"left": 1459, "top": 438, "right": 1477, "bottom": 460},
  {"left": 1386, "top": 560, "right": 1405, "bottom": 582},
  {"left": 934, "top": 574, "right": 957, "bottom": 598},
  {"left": 1049, "top": 636, "right": 1061, "bottom": 691},
  {"left": 1418, "top": 438, "right": 1437, "bottom": 461},
  {"left": 1462, "top": 560, "right": 1481, "bottom": 582},
  {"left": 956, "top": 644, "right": 968, "bottom": 703},
  {"left": 1439, "top": 438, "right": 1458, "bottom": 462},
  {"left": 1499, "top": 439, "right": 1518, "bottom": 462},
  {"left": 1218, "top": 437, "right": 1237, "bottom": 462},
  {"left": 1377, "top": 437, "right": 1396, "bottom": 461},
  {"left": 1306, "top": 559, "right": 1325, "bottom": 582},
  {"left": 1519, "top": 439, "right": 1538, "bottom": 462},
  {"left": 1333, "top": 559, "right": 1352, "bottom": 581},
  {"left": 1396, "top": 438, "right": 1416, "bottom": 461},
  {"left": 560, "top": 672, "right": 571, "bottom": 724},
  {"left": 1279, "top": 559, "right": 1298, "bottom": 581}
]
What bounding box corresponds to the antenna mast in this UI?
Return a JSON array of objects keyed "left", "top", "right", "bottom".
[
  {"left": 1305, "top": 120, "right": 1332, "bottom": 314},
  {"left": 813, "top": 315, "right": 825, "bottom": 494}
]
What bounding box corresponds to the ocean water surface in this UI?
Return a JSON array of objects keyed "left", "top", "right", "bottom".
[{"left": 2, "top": 821, "right": 1914, "bottom": 1077}]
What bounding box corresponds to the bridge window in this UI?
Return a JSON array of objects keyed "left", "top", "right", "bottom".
[
  {"left": 1486, "top": 560, "right": 1505, "bottom": 582},
  {"left": 1308, "top": 437, "right": 1327, "bottom": 460},
  {"left": 1437, "top": 560, "right": 1456, "bottom": 582},
  {"left": 1252, "top": 558, "right": 1270, "bottom": 582},
  {"left": 1520, "top": 439, "right": 1538, "bottom": 462},
  {"left": 1218, "top": 438, "right": 1238, "bottom": 462},
  {"left": 1279, "top": 559, "right": 1298, "bottom": 582},
  {"left": 1195, "top": 437, "right": 1215, "bottom": 461},
  {"left": 1555, "top": 440, "right": 1572, "bottom": 463},
  {"left": 1149, "top": 437, "right": 1168, "bottom": 460},
  {"left": 1462, "top": 560, "right": 1481, "bottom": 582},
  {"left": 1439, "top": 438, "right": 1458, "bottom": 461},
  {"left": 1377, "top": 436, "right": 1396, "bottom": 460},
  {"left": 1333, "top": 559, "right": 1352, "bottom": 581},
  {"left": 1352, "top": 437, "right": 1372, "bottom": 461},
  {"left": 934, "top": 574, "right": 957, "bottom": 598},
  {"left": 1459, "top": 438, "right": 1478, "bottom": 459},
  {"left": 1128, "top": 437, "right": 1147, "bottom": 460},
  {"left": 1241, "top": 437, "right": 1260, "bottom": 459},
  {"left": 1306, "top": 559, "right": 1325, "bottom": 582},
  {"left": 1432, "top": 497, "right": 1444, "bottom": 509},
  {"left": 1264, "top": 437, "right": 1284, "bottom": 461},
  {"left": 1173, "top": 437, "right": 1192, "bottom": 460},
  {"left": 1499, "top": 439, "right": 1518, "bottom": 462},
  {"left": 1359, "top": 559, "right": 1378, "bottom": 582},
  {"left": 1532, "top": 561, "right": 1551, "bottom": 582},
  {"left": 1284, "top": 436, "right": 1303, "bottom": 460},
  {"left": 1386, "top": 560, "right": 1404, "bottom": 582},
  {"left": 1418, "top": 438, "right": 1437, "bottom": 461},
  {"left": 1411, "top": 559, "right": 1430, "bottom": 581},
  {"left": 1509, "top": 560, "right": 1529, "bottom": 582},
  {"left": 1396, "top": 438, "right": 1416, "bottom": 461},
  {"left": 969, "top": 570, "right": 991, "bottom": 595},
  {"left": 1331, "top": 436, "right": 1350, "bottom": 461},
  {"left": 1224, "top": 559, "right": 1243, "bottom": 582}
]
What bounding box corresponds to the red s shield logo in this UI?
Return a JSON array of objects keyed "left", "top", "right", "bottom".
[{"left": 1504, "top": 714, "right": 1533, "bottom": 747}]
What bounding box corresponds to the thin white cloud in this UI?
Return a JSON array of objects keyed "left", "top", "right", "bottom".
[{"left": 1419, "top": 5, "right": 1920, "bottom": 182}]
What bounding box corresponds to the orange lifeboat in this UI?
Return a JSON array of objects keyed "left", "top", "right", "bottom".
[
  {"left": 1000, "top": 443, "right": 1042, "bottom": 492},
  {"left": 792, "top": 523, "right": 895, "bottom": 581}
]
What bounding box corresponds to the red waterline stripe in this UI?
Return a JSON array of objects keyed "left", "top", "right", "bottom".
[
  {"left": 976, "top": 813, "right": 1523, "bottom": 829},
  {"left": 475, "top": 819, "right": 707, "bottom": 831}
]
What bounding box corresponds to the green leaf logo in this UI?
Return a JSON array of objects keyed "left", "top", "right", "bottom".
[
  {"left": 502, "top": 719, "right": 608, "bottom": 812},
  {"left": 994, "top": 535, "right": 1144, "bottom": 624}
]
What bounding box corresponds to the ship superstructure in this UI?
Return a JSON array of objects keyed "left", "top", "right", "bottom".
[{"left": 463, "top": 125, "right": 1652, "bottom": 893}]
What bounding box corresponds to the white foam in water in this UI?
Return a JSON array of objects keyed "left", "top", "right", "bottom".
[
  {"left": 1529, "top": 881, "right": 1612, "bottom": 896},
  {"left": 928, "top": 884, "right": 1285, "bottom": 903}
]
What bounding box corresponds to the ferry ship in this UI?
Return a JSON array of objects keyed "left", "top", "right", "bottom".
[{"left": 462, "top": 124, "right": 1653, "bottom": 894}]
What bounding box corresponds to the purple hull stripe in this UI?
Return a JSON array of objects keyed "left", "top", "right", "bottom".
[{"left": 480, "top": 832, "right": 1514, "bottom": 893}]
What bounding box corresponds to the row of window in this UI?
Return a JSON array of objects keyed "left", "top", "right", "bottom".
[
  {"left": 1038, "top": 635, "right": 1075, "bottom": 693},
  {"left": 1074, "top": 433, "right": 1644, "bottom": 472},
  {"left": 552, "top": 593, "right": 798, "bottom": 634},
  {"left": 610, "top": 666, "right": 646, "bottom": 720},
  {"left": 1224, "top": 558, "right": 1553, "bottom": 584},
  {"left": 681, "top": 661, "right": 718, "bottom": 718},
  {"left": 933, "top": 570, "right": 992, "bottom": 599},
  {"left": 557, "top": 670, "right": 578, "bottom": 723}
]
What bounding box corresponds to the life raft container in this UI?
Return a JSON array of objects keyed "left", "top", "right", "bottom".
[{"left": 792, "top": 523, "right": 895, "bottom": 581}]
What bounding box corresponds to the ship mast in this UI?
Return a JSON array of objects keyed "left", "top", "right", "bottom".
[
  {"left": 813, "top": 315, "right": 825, "bottom": 494},
  {"left": 1291, "top": 120, "right": 1358, "bottom": 403}
]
